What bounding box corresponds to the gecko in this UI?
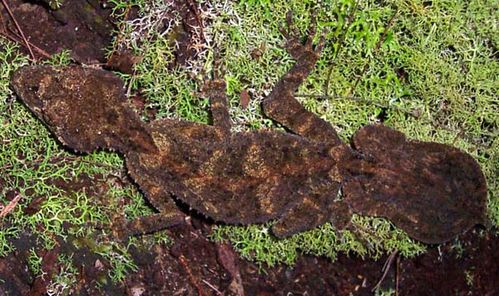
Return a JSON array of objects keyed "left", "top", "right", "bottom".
[{"left": 10, "top": 15, "right": 487, "bottom": 244}]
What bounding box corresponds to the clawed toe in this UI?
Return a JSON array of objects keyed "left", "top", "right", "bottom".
[
  {"left": 281, "top": 11, "right": 325, "bottom": 59},
  {"left": 200, "top": 50, "right": 227, "bottom": 97}
]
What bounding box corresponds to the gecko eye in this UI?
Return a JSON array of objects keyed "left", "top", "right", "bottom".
[
  {"left": 28, "top": 85, "right": 39, "bottom": 92},
  {"left": 106, "top": 110, "right": 120, "bottom": 124}
]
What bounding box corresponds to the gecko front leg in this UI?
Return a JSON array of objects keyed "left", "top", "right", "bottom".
[
  {"left": 202, "top": 61, "right": 231, "bottom": 138},
  {"left": 262, "top": 13, "right": 355, "bottom": 235},
  {"left": 262, "top": 12, "right": 342, "bottom": 147}
]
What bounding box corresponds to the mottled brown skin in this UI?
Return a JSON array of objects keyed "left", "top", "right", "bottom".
[
  {"left": 11, "top": 66, "right": 157, "bottom": 155},
  {"left": 126, "top": 119, "right": 351, "bottom": 237},
  {"left": 10, "top": 18, "right": 487, "bottom": 243},
  {"left": 343, "top": 125, "right": 487, "bottom": 244}
]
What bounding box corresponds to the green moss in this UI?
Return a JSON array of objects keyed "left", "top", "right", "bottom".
[
  {"left": 41, "top": 0, "right": 64, "bottom": 10},
  {"left": 43, "top": 49, "right": 73, "bottom": 66},
  {"left": 1, "top": 0, "right": 497, "bottom": 272},
  {"left": 27, "top": 248, "right": 43, "bottom": 275},
  {"left": 96, "top": 242, "right": 138, "bottom": 283},
  {"left": 47, "top": 254, "right": 78, "bottom": 294},
  {"left": 211, "top": 216, "right": 426, "bottom": 267}
]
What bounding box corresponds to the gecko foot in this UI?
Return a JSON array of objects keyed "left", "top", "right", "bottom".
[{"left": 280, "top": 11, "right": 326, "bottom": 60}]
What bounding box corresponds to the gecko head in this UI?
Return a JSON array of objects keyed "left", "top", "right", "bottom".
[
  {"left": 11, "top": 65, "right": 51, "bottom": 116},
  {"left": 342, "top": 124, "right": 488, "bottom": 244}
]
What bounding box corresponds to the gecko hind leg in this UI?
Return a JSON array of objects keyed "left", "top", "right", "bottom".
[{"left": 270, "top": 172, "right": 351, "bottom": 237}]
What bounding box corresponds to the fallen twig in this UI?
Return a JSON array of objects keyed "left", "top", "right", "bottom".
[
  {"left": 179, "top": 255, "right": 207, "bottom": 296},
  {"left": 201, "top": 279, "right": 223, "bottom": 295},
  {"left": 1, "top": 0, "right": 35, "bottom": 60},
  {"left": 372, "top": 250, "right": 398, "bottom": 292},
  {"left": 0, "top": 28, "right": 51, "bottom": 59},
  {"left": 0, "top": 192, "right": 22, "bottom": 218},
  {"left": 296, "top": 93, "right": 421, "bottom": 118},
  {"left": 395, "top": 255, "right": 400, "bottom": 296}
]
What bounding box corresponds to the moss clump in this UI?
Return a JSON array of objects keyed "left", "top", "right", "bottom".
[{"left": 1, "top": 0, "right": 496, "bottom": 272}]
